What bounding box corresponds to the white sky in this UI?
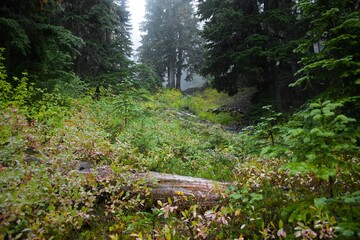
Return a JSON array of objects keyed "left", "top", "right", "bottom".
[{"left": 128, "top": 0, "right": 146, "bottom": 54}]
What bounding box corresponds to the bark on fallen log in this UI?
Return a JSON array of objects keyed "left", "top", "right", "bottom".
[
  {"left": 77, "top": 165, "right": 230, "bottom": 206},
  {"left": 139, "top": 171, "right": 230, "bottom": 206}
]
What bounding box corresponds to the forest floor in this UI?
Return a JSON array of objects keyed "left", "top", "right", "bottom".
[{"left": 1, "top": 88, "right": 358, "bottom": 239}]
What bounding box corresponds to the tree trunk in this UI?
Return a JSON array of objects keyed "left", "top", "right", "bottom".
[
  {"left": 139, "top": 171, "right": 229, "bottom": 206},
  {"left": 176, "top": 49, "right": 183, "bottom": 89},
  {"left": 168, "top": 57, "right": 176, "bottom": 88},
  {"left": 77, "top": 166, "right": 229, "bottom": 206}
]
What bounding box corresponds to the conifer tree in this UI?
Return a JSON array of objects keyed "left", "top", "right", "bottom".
[
  {"left": 58, "top": 0, "right": 133, "bottom": 87},
  {"left": 140, "top": 0, "right": 203, "bottom": 89},
  {"left": 0, "top": 0, "right": 83, "bottom": 88},
  {"left": 294, "top": 0, "right": 360, "bottom": 104},
  {"left": 198, "top": 0, "right": 307, "bottom": 110}
]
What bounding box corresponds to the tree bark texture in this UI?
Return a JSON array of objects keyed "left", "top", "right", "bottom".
[
  {"left": 139, "top": 171, "right": 229, "bottom": 206},
  {"left": 168, "top": 57, "right": 176, "bottom": 88},
  {"left": 176, "top": 48, "right": 183, "bottom": 89},
  {"left": 77, "top": 165, "right": 229, "bottom": 206}
]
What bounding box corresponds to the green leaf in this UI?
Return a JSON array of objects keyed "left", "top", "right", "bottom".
[
  {"left": 250, "top": 193, "right": 263, "bottom": 202},
  {"left": 303, "top": 137, "right": 310, "bottom": 144},
  {"left": 315, "top": 167, "right": 337, "bottom": 181},
  {"left": 230, "top": 193, "right": 242, "bottom": 200},
  {"left": 314, "top": 198, "right": 328, "bottom": 208},
  {"left": 306, "top": 154, "right": 317, "bottom": 161},
  {"left": 310, "top": 109, "right": 321, "bottom": 116},
  {"left": 310, "top": 128, "right": 322, "bottom": 136},
  {"left": 279, "top": 219, "right": 283, "bottom": 229}
]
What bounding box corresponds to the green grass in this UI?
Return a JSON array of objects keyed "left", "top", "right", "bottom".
[{"left": 114, "top": 89, "right": 241, "bottom": 181}]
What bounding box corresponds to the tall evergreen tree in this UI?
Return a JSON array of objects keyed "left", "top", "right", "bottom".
[
  {"left": 58, "top": 0, "right": 133, "bottom": 87},
  {"left": 140, "top": 0, "right": 204, "bottom": 89},
  {"left": 0, "top": 0, "right": 83, "bottom": 88},
  {"left": 198, "top": 0, "right": 307, "bottom": 111},
  {"left": 294, "top": 0, "right": 360, "bottom": 103}
]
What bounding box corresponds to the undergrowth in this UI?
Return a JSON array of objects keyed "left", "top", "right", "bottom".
[{"left": 0, "top": 54, "right": 359, "bottom": 239}]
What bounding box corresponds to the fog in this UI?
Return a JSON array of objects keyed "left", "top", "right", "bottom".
[{"left": 128, "top": 0, "right": 146, "bottom": 53}]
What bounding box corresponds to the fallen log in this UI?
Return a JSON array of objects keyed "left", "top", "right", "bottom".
[
  {"left": 139, "top": 171, "right": 230, "bottom": 206},
  {"left": 76, "top": 164, "right": 230, "bottom": 206}
]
